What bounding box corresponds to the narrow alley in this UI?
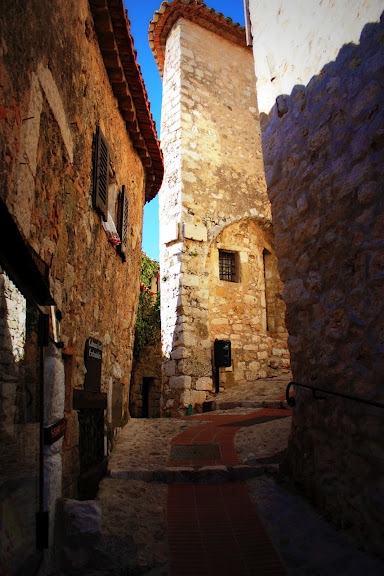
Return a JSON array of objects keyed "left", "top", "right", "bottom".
[
  {"left": 1, "top": 2, "right": 383, "bottom": 575},
  {"left": 56, "top": 376, "right": 384, "bottom": 576}
]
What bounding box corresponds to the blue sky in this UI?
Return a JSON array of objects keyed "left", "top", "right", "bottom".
[{"left": 125, "top": 1, "right": 246, "bottom": 261}]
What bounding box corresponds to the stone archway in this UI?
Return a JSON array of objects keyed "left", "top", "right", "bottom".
[{"left": 207, "top": 218, "right": 290, "bottom": 391}]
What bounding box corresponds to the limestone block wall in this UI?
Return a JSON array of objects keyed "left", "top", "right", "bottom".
[
  {"left": 248, "top": 0, "right": 384, "bottom": 556},
  {"left": 159, "top": 16, "right": 289, "bottom": 414},
  {"left": 208, "top": 220, "right": 289, "bottom": 389}
]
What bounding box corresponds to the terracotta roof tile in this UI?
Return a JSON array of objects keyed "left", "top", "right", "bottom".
[
  {"left": 149, "top": 0, "right": 250, "bottom": 77},
  {"left": 89, "top": 0, "right": 163, "bottom": 202}
]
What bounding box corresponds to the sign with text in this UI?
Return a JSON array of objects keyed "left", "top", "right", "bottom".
[{"left": 84, "top": 337, "right": 102, "bottom": 391}]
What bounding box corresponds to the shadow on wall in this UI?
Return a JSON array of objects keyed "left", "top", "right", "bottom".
[
  {"left": 259, "top": 14, "right": 384, "bottom": 558},
  {"left": 159, "top": 215, "right": 291, "bottom": 418},
  {"left": 0, "top": 270, "right": 43, "bottom": 573},
  {"left": 260, "top": 13, "right": 384, "bottom": 394}
]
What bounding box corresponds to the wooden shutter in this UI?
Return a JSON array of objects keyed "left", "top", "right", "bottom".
[
  {"left": 118, "top": 185, "right": 129, "bottom": 261},
  {"left": 93, "top": 126, "right": 109, "bottom": 221}
]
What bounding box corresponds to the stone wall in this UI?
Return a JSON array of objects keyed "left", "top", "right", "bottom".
[
  {"left": 248, "top": 0, "right": 384, "bottom": 556},
  {"left": 208, "top": 220, "right": 289, "bottom": 390},
  {"left": 0, "top": 270, "right": 26, "bottom": 435},
  {"left": 0, "top": 0, "right": 147, "bottom": 498},
  {"left": 0, "top": 269, "right": 46, "bottom": 570},
  {"left": 159, "top": 16, "right": 289, "bottom": 415},
  {"left": 247, "top": 0, "right": 384, "bottom": 115}
]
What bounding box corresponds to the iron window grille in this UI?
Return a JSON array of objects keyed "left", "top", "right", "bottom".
[{"left": 219, "top": 250, "right": 237, "bottom": 282}]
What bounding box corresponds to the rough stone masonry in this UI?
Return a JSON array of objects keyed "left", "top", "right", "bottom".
[
  {"left": 248, "top": 0, "right": 384, "bottom": 559},
  {"left": 151, "top": 3, "right": 290, "bottom": 416}
]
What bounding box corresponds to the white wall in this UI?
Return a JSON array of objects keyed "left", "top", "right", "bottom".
[{"left": 247, "top": 0, "right": 383, "bottom": 113}]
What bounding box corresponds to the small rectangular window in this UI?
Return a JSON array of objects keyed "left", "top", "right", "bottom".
[{"left": 219, "top": 250, "right": 237, "bottom": 282}]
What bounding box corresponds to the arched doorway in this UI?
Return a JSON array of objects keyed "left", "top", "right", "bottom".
[
  {"left": 0, "top": 272, "right": 45, "bottom": 573},
  {"left": 0, "top": 198, "right": 56, "bottom": 573}
]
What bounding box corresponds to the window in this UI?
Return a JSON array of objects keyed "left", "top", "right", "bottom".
[
  {"left": 219, "top": 250, "right": 238, "bottom": 282},
  {"left": 92, "top": 126, "right": 129, "bottom": 260}
]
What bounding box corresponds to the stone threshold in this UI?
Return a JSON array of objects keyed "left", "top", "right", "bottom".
[{"left": 108, "top": 463, "right": 279, "bottom": 483}]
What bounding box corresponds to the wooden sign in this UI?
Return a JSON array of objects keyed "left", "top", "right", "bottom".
[{"left": 73, "top": 389, "right": 107, "bottom": 410}]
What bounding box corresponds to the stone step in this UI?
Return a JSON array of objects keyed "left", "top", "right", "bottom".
[
  {"left": 108, "top": 463, "right": 279, "bottom": 484},
  {"left": 203, "top": 398, "right": 287, "bottom": 412}
]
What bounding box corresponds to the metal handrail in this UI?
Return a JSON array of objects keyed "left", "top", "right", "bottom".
[{"left": 286, "top": 381, "right": 384, "bottom": 409}]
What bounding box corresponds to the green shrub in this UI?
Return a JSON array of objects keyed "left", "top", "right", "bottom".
[{"left": 133, "top": 253, "right": 160, "bottom": 360}]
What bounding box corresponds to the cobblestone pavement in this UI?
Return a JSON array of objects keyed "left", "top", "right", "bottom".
[{"left": 93, "top": 375, "right": 384, "bottom": 575}]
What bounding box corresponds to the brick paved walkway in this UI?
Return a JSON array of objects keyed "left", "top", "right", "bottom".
[
  {"left": 89, "top": 376, "right": 384, "bottom": 575},
  {"left": 167, "top": 409, "right": 289, "bottom": 575}
]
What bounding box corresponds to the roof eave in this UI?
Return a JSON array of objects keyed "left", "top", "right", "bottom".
[
  {"left": 149, "top": 0, "right": 250, "bottom": 77},
  {"left": 89, "top": 0, "right": 164, "bottom": 202}
]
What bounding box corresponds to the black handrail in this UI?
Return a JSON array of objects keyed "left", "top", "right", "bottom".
[{"left": 286, "top": 381, "right": 384, "bottom": 409}]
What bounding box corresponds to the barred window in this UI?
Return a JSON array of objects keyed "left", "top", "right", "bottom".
[{"left": 219, "top": 250, "right": 238, "bottom": 282}]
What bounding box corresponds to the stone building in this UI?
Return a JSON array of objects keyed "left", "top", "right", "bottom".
[
  {"left": 0, "top": 0, "right": 162, "bottom": 572},
  {"left": 245, "top": 0, "right": 383, "bottom": 558},
  {"left": 149, "top": 1, "right": 290, "bottom": 416}
]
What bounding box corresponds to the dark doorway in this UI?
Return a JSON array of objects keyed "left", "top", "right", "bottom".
[
  {"left": 0, "top": 270, "right": 44, "bottom": 574},
  {"left": 141, "top": 377, "right": 153, "bottom": 418},
  {"left": 77, "top": 408, "right": 106, "bottom": 499},
  {"left": 0, "top": 199, "right": 55, "bottom": 572}
]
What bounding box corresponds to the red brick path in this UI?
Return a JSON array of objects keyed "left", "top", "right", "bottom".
[{"left": 167, "top": 409, "right": 289, "bottom": 575}]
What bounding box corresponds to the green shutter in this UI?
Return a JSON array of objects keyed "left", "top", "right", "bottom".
[
  {"left": 118, "top": 185, "right": 129, "bottom": 261},
  {"left": 93, "top": 126, "right": 109, "bottom": 221}
]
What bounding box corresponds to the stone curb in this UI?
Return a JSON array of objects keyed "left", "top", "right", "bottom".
[
  {"left": 204, "top": 399, "right": 288, "bottom": 411},
  {"left": 108, "top": 463, "right": 279, "bottom": 483}
]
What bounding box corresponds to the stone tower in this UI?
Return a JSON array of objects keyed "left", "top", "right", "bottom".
[{"left": 150, "top": 0, "right": 289, "bottom": 415}]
